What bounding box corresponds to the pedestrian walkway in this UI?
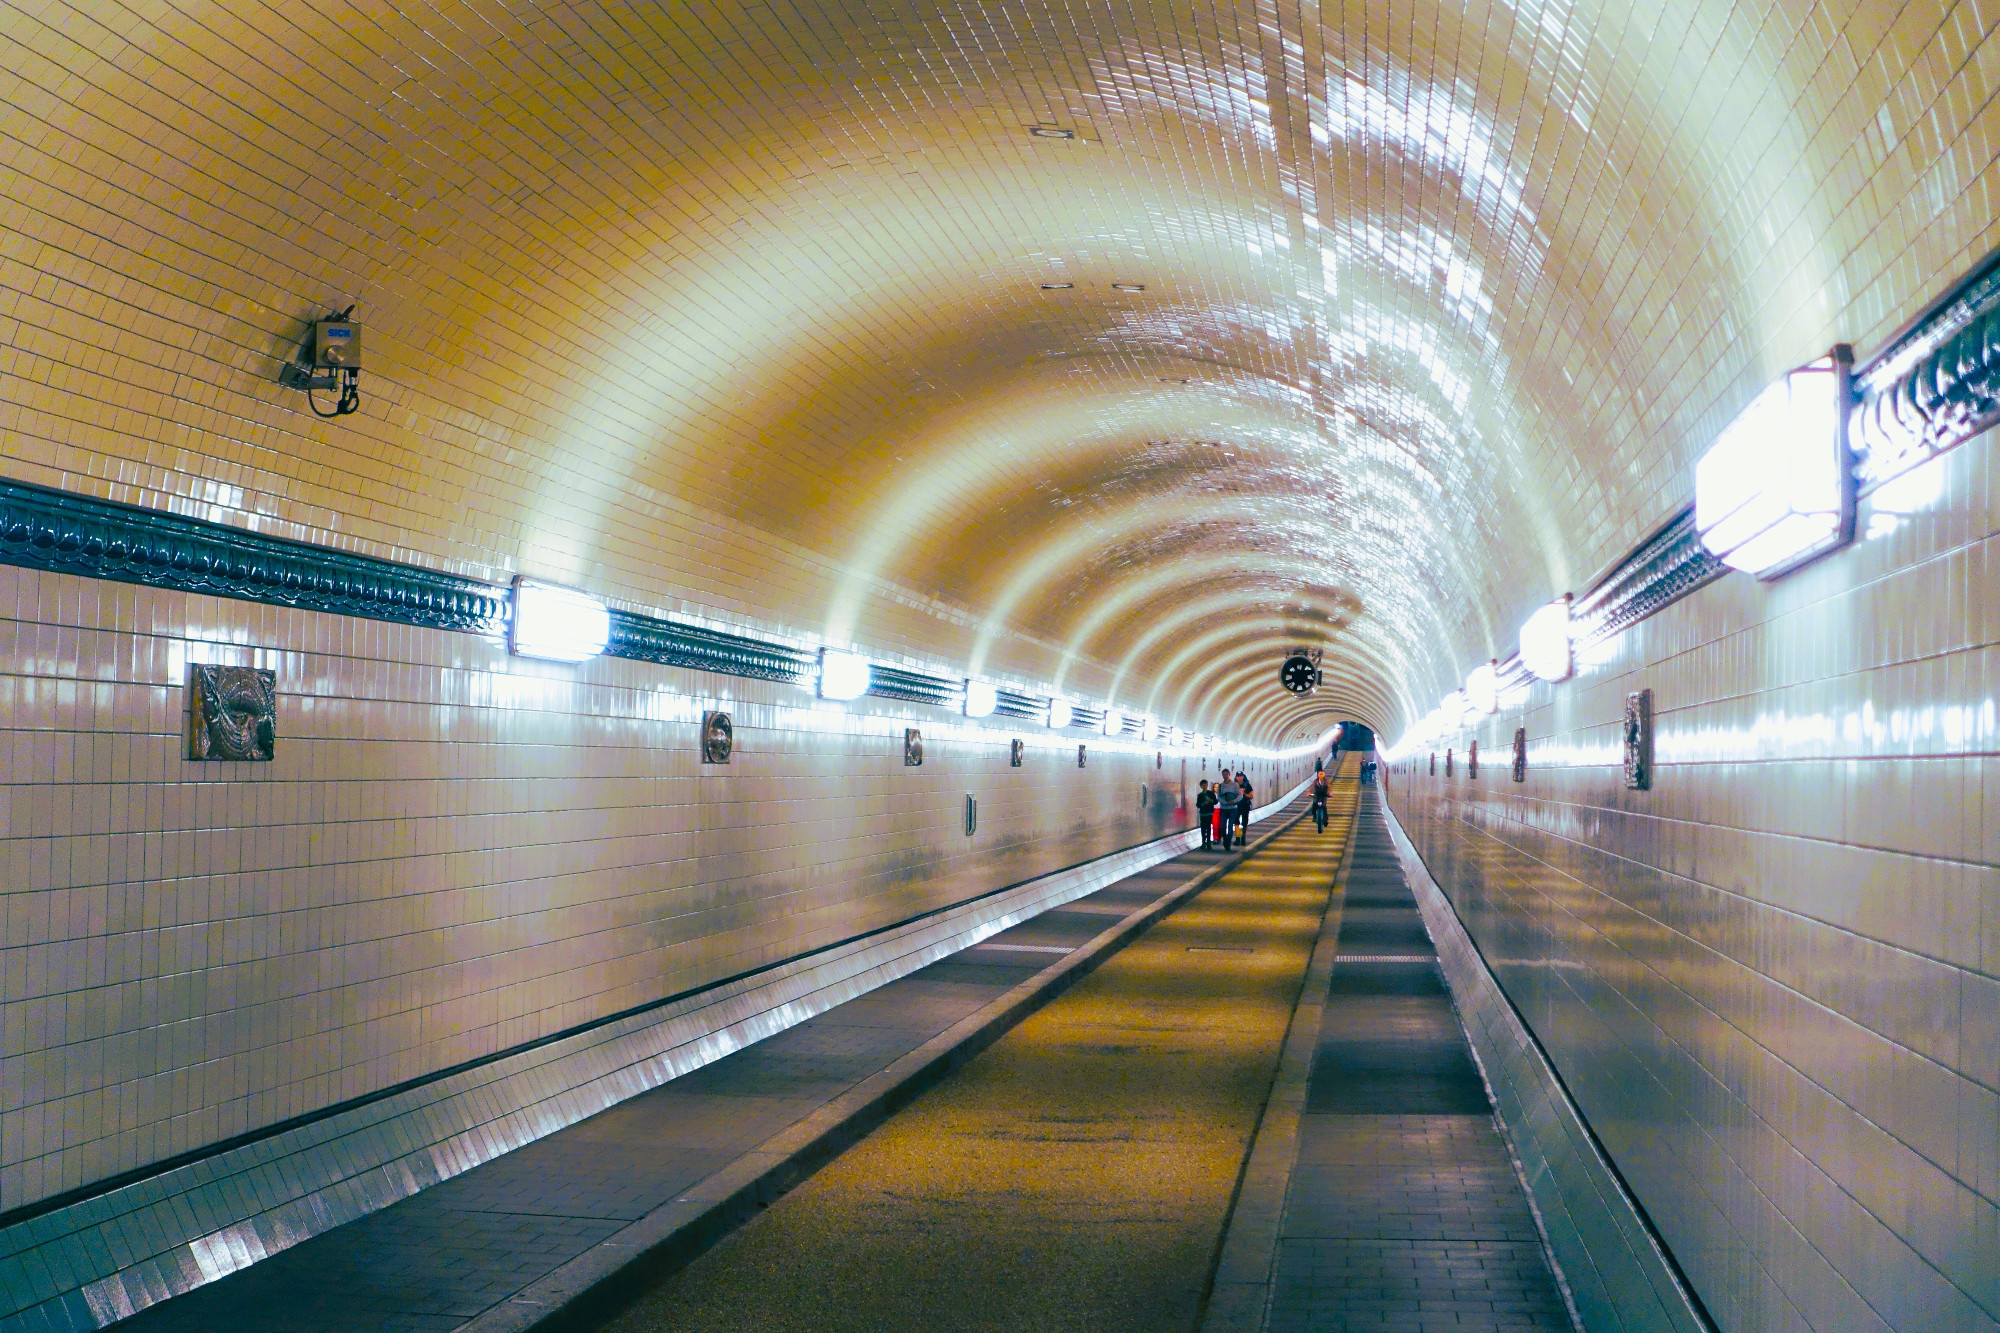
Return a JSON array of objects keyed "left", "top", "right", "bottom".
[
  {"left": 598, "top": 794, "right": 1357, "bottom": 1333},
  {"left": 1263, "top": 788, "right": 1571, "bottom": 1332},
  {"left": 113, "top": 797, "right": 1323, "bottom": 1333}
]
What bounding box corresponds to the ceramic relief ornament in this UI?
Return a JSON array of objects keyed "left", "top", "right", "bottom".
[
  {"left": 1077, "top": 744, "right": 1087, "bottom": 768},
  {"left": 702, "top": 711, "right": 733, "bottom": 763},
  {"left": 904, "top": 728, "right": 924, "bottom": 766},
  {"left": 1511, "top": 728, "right": 1528, "bottom": 782},
  {"left": 1623, "top": 689, "right": 1653, "bottom": 790},
  {"left": 1010, "top": 737, "right": 1024, "bottom": 767},
  {"left": 186, "top": 665, "right": 277, "bottom": 761}
]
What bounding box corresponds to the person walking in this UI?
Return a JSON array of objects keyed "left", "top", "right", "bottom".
[
  {"left": 1215, "top": 771, "right": 1241, "bottom": 851},
  {"left": 1213, "top": 769, "right": 1230, "bottom": 845},
  {"left": 1195, "top": 780, "right": 1217, "bottom": 850},
  {"left": 1310, "top": 767, "right": 1330, "bottom": 832},
  {"left": 1235, "top": 770, "right": 1254, "bottom": 843}
]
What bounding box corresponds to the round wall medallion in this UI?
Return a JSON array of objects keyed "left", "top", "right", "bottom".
[{"left": 702, "top": 710, "right": 733, "bottom": 764}]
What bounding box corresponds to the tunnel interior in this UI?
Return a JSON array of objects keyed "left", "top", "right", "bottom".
[{"left": 0, "top": 2, "right": 1995, "bottom": 1332}]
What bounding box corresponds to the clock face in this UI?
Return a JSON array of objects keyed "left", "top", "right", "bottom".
[{"left": 1280, "top": 654, "right": 1317, "bottom": 695}]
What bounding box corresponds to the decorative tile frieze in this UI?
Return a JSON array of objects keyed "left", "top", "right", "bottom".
[
  {"left": 1852, "top": 248, "right": 2000, "bottom": 487},
  {"left": 0, "top": 478, "right": 509, "bottom": 634},
  {"left": 605, "top": 611, "right": 814, "bottom": 684},
  {"left": 869, "top": 663, "right": 960, "bottom": 707}
]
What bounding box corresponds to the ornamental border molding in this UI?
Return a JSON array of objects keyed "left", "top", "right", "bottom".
[{"left": 0, "top": 478, "right": 509, "bottom": 633}]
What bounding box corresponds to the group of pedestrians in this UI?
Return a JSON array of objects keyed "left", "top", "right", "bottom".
[
  {"left": 1193, "top": 756, "right": 1349, "bottom": 851},
  {"left": 1194, "top": 767, "right": 1255, "bottom": 850}
]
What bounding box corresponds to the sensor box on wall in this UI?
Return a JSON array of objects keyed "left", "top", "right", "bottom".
[{"left": 314, "top": 319, "right": 361, "bottom": 368}]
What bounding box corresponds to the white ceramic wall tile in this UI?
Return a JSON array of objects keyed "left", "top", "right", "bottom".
[{"left": 1389, "top": 437, "right": 2000, "bottom": 1333}]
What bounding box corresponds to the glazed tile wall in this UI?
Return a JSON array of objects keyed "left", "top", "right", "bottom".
[
  {"left": 0, "top": 558, "right": 1309, "bottom": 1222},
  {"left": 1383, "top": 795, "right": 1707, "bottom": 1333},
  {"left": 0, "top": 762, "right": 1309, "bottom": 1332},
  {"left": 1386, "top": 434, "right": 2000, "bottom": 1333}
]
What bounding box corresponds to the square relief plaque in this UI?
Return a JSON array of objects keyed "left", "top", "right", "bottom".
[{"left": 187, "top": 665, "right": 277, "bottom": 761}]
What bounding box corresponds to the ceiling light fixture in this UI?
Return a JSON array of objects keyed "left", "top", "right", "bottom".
[
  {"left": 1695, "top": 348, "right": 1855, "bottom": 579},
  {"left": 818, "top": 648, "right": 872, "bottom": 701},
  {"left": 509, "top": 578, "right": 611, "bottom": 663},
  {"left": 1028, "top": 126, "right": 1077, "bottom": 139},
  {"left": 1040, "top": 282, "right": 1074, "bottom": 290},
  {"left": 1110, "top": 282, "right": 1146, "bottom": 292}
]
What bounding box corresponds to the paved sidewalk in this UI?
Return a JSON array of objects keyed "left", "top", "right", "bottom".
[
  {"left": 116, "top": 817, "right": 1299, "bottom": 1333},
  {"left": 1265, "top": 791, "right": 1572, "bottom": 1333}
]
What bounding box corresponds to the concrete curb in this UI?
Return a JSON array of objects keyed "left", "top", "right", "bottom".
[
  {"left": 457, "top": 801, "right": 1315, "bottom": 1333},
  {"left": 1197, "top": 788, "right": 1361, "bottom": 1333}
]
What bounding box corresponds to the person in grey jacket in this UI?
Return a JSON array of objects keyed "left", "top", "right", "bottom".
[{"left": 1215, "top": 772, "right": 1242, "bottom": 850}]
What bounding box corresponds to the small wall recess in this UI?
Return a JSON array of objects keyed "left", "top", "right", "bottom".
[
  {"left": 279, "top": 306, "right": 362, "bottom": 416},
  {"left": 1010, "top": 738, "right": 1024, "bottom": 767},
  {"left": 1511, "top": 728, "right": 1527, "bottom": 782},
  {"left": 964, "top": 793, "right": 977, "bottom": 836},
  {"left": 1468, "top": 740, "right": 1479, "bottom": 779},
  {"left": 1077, "top": 744, "right": 1087, "bottom": 768},
  {"left": 905, "top": 728, "right": 924, "bottom": 766}
]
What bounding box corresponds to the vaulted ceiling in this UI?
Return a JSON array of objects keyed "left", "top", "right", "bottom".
[{"left": 5, "top": 0, "right": 1986, "bottom": 743}]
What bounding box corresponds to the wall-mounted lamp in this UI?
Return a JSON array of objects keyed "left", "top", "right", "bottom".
[
  {"left": 1695, "top": 347, "right": 1854, "bottom": 578},
  {"left": 1518, "top": 597, "right": 1573, "bottom": 682},
  {"left": 964, "top": 680, "right": 998, "bottom": 718},
  {"left": 1102, "top": 706, "right": 1124, "bottom": 736},
  {"left": 819, "top": 648, "right": 872, "bottom": 701},
  {"left": 1465, "top": 662, "right": 1500, "bottom": 714},
  {"left": 1047, "top": 698, "right": 1073, "bottom": 728},
  {"left": 510, "top": 578, "right": 611, "bottom": 663},
  {"left": 278, "top": 306, "right": 363, "bottom": 417}
]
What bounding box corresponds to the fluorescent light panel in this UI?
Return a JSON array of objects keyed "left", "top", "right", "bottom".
[
  {"left": 818, "top": 649, "right": 872, "bottom": 701},
  {"left": 1519, "top": 598, "right": 1572, "bottom": 682},
  {"left": 1695, "top": 354, "right": 1853, "bottom": 579},
  {"left": 1465, "top": 662, "right": 1499, "bottom": 714},
  {"left": 510, "top": 579, "right": 611, "bottom": 663}
]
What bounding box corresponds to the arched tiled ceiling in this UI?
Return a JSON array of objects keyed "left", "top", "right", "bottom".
[{"left": 13, "top": 0, "right": 1987, "bottom": 747}]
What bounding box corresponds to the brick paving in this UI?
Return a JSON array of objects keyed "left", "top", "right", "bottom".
[
  {"left": 113, "top": 841, "right": 1265, "bottom": 1332},
  {"left": 1267, "top": 791, "right": 1572, "bottom": 1333}
]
